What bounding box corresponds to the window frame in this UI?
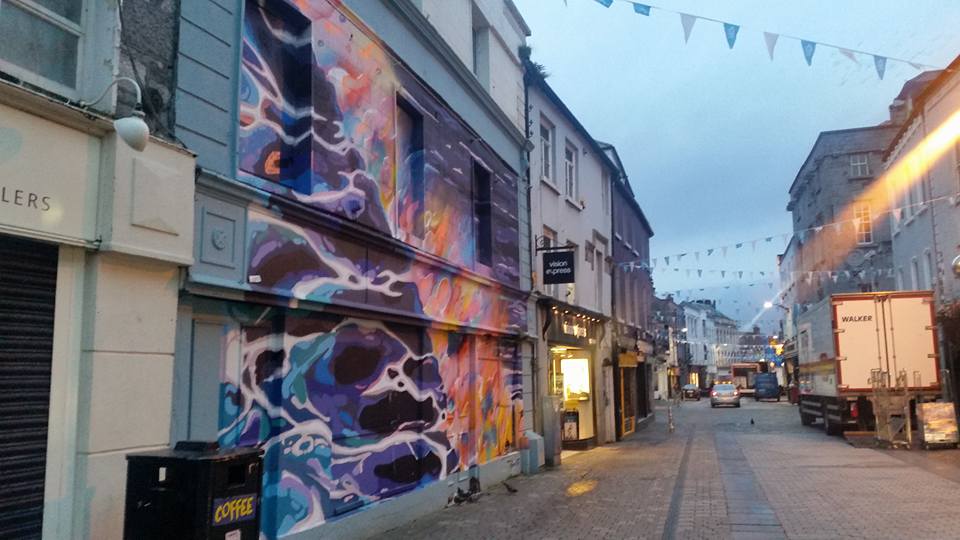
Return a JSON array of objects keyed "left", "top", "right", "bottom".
[
  {"left": 563, "top": 142, "right": 578, "bottom": 199},
  {"left": 395, "top": 94, "right": 425, "bottom": 241},
  {"left": 849, "top": 153, "right": 870, "bottom": 178},
  {"left": 854, "top": 203, "right": 872, "bottom": 245},
  {"left": 539, "top": 116, "right": 555, "bottom": 183},
  {"left": 472, "top": 159, "right": 493, "bottom": 267},
  {"left": 0, "top": 0, "right": 86, "bottom": 98}
]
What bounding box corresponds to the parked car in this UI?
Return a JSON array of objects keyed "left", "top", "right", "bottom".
[
  {"left": 754, "top": 373, "right": 780, "bottom": 401},
  {"left": 710, "top": 383, "right": 741, "bottom": 408},
  {"left": 681, "top": 384, "right": 700, "bottom": 400}
]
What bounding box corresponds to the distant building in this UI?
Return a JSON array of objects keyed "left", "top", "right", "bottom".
[
  {"left": 680, "top": 300, "right": 737, "bottom": 388},
  {"left": 652, "top": 295, "right": 683, "bottom": 398}
]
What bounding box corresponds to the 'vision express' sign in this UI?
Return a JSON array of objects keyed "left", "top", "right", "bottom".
[{"left": 543, "top": 250, "right": 576, "bottom": 285}]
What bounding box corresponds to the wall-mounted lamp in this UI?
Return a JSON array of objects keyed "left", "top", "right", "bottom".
[{"left": 81, "top": 77, "right": 149, "bottom": 151}]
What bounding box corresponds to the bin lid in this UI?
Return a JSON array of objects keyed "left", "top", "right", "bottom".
[{"left": 126, "top": 442, "right": 262, "bottom": 462}]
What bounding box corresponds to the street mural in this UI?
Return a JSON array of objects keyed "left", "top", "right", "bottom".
[
  {"left": 217, "top": 313, "right": 522, "bottom": 537},
  {"left": 228, "top": 0, "right": 526, "bottom": 536}
]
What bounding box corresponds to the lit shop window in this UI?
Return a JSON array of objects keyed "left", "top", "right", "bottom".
[{"left": 561, "top": 357, "right": 591, "bottom": 401}]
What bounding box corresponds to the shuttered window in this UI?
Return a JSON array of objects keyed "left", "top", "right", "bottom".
[{"left": 0, "top": 235, "right": 58, "bottom": 539}]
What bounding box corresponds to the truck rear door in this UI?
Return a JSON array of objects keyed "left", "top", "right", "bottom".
[
  {"left": 883, "top": 293, "right": 938, "bottom": 388},
  {"left": 833, "top": 296, "right": 885, "bottom": 391}
]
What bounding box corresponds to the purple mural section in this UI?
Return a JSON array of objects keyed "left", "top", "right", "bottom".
[
  {"left": 224, "top": 0, "right": 529, "bottom": 536},
  {"left": 237, "top": 0, "right": 521, "bottom": 285},
  {"left": 218, "top": 311, "right": 523, "bottom": 537}
]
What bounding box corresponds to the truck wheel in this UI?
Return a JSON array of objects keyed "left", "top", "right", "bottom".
[
  {"left": 823, "top": 413, "right": 842, "bottom": 436},
  {"left": 800, "top": 410, "right": 815, "bottom": 426}
]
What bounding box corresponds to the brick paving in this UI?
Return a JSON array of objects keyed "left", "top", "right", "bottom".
[{"left": 378, "top": 399, "right": 960, "bottom": 539}]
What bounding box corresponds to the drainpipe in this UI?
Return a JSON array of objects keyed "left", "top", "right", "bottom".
[{"left": 522, "top": 62, "right": 540, "bottom": 435}]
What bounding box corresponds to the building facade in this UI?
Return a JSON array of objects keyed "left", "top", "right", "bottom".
[
  {"left": 525, "top": 67, "right": 616, "bottom": 452},
  {"left": 603, "top": 142, "right": 656, "bottom": 439},
  {"left": 0, "top": 1, "right": 195, "bottom": 538},
  {"left": 172, "top": 0, "right": 530, "bottom": 538},
  {"left": 652, "top": 295, "right": 683, "bottom": 399},
  {"left": 884, "top": 63, "right": 960, "bottom": 398}
]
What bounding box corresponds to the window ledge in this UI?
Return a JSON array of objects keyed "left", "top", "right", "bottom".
[
  {"left": 848, "top": 174, "right": 873, "bottom": 181},
  {"left": 565, "top": 196, "right": 584, "bottom": 211},
  {"left": 541, "top": 176, "right": 561, "bottom": 195}
]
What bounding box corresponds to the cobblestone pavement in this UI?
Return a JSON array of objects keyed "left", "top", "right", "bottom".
[{"left": 377, "top": 399, "right": 960, "bottom": 540}]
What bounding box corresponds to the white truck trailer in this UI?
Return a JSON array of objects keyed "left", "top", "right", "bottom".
[{"left": 796, "top": 291, "right": 941, "bottom": 435}]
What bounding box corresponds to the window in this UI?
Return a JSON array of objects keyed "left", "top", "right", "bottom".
[
  {"left": 0, "top": 0, "right": 83, "bottom": 92},
  {"left": 595, "top": 246, "right": 604, "bottom": 312},
  {"left": 850, "top": 153, "right": 870, "bottom": 177},
  {"left": 539, "top": 118, "right": 554, "bottom": 181},
  {"left": 911, "top": 257, "right": 920, "bottom": 290},
  {"left": 897, "top": 268, "right": 905, "bottom": 290},
  {"left": 397, "top": 96, "right": 424, "bottom": 239},
  {"left": 564, "top": 143, "right": 578, "bottom": 198},
  {"left": 854, "top": 203, "right": 872, "bottom": 244},
  {"left": 473, "top": 161, "right": 492, "bottom": 266},
  {"left": 924, "top": 250, "right": 934, "bottom": 290},
  {"left": 471, "top": 5, "right": 490, "bottom": 88},
  {"left": 601, "top": 170, "right": 610, "bottom": 215}
]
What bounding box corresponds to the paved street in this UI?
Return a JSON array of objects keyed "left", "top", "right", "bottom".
[{"left": 380, "top": 399, "right": 960, "bottom": 540}]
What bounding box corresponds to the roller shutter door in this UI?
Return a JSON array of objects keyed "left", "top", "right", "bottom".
[{"left": 0, "top": 235, "right": 58, "bottom": 539}]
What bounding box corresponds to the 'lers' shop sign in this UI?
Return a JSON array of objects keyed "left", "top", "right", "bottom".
[{"left": 543, "top": 250, "right": 575, "bottom": 284}]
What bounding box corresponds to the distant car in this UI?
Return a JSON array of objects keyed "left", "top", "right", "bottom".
[
  {"left": 754, "top": 373, "right": 780, "bottom": 401},
  {"left": 710, "top": 383, "right": 741, "bottom": 408},
  {"left": 681, "top": 384, "right": 700, "bottom": 400}
]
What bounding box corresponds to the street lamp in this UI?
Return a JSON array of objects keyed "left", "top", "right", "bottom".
[{"left": 763, "top": 301, "right": 788, "bottom": 312}]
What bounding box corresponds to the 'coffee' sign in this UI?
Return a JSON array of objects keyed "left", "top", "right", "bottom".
[{"left": 543, "top": 250, "right": 575, "bottom": 284}]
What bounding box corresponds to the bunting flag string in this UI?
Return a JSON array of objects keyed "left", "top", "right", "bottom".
[
  {"left": 584, "top": 0, "right": 941, "bottom": 76},
  {"left": 650, "top": 192, "right": 959, "bottom": 269}
]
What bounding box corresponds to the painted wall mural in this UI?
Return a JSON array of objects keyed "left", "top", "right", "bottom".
[
  {"left": 237, "top": 0, "right": 521, "bottom": 284},
  {"left": 217, "top": 310, "right": 522, "bottom": 537},
  {"left": 223, "top": 0, "right": 528, "bottom": 536}
]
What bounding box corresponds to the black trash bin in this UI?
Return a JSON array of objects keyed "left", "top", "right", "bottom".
[{"left": 123, "top": 441, "right": 263, "bottom": 540}]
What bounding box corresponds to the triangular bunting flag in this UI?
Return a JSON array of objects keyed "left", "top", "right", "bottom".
[
  {"left": 908, "top": 61, "right": 925, "bottom": 71},
  {"left": 801, "top": 40, "right": 816, "bottom": 66},
  {"left": 839, "top": 48, "right": 859, "bottom": 64},
  {"left": 738, "top": 271, "right": 743, "bottom": 279},
  {"left": 893, "top": 208, "right": 903, "bottom": 221},
  {"left": 735, "top": 243, "right": 743, "bottom": 249},
  {"left": 763, "top": 32, "right": 779, "bottom": 60},
  {"left": 721, "top": 271, "right": 726, "bottom": 278},
  {"left": 665, "top": 256, "right": 670, "bottom": 266},
  {"left": 707, "top": 248, "right": 714, "bottom": 256},
  {"left": 765, "top": 237, "right": 773, "bottom": 243},
  {"left": 724, "top": 23, "right": 740, "bottom": 49},
  {"left": 874, "top": 55, "right": 887, "bottom": 80},
  {"left": 814, "top": 226, "right": 823, "bottom": 233},
  {"left": 697, "top": 270, "right": 703, "bottom": 277},
  {"left": 680, "top": 13, "right": 697, "bottom": 44},
  {"left": 594, "top": 0, "right": 613, "bottom": 5},
  {"left": 633, "top": 3, "right": 651, "bottom": 15},
  {"left": 651, "top": 258, "right": 657, "bottom": 267},
  {"left": 678, "top": 253, "right": 686, "bottom": 261}
]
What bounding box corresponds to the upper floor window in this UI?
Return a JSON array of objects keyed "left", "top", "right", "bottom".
[
  {"left": 397, "top": 96, "right": 425, "bottom": 239},
  {"left": 0, "top": 0, "right": 83, "bottom": 94},
  {"left": 564, "top": 143, "right": 578, "bottom": 199},
  {"left": 850, "top": 153, "right": 870, "bottom": 177},
  {"left": 854, "top": 203, "right": 872, "bottom": 244},
  {"left": 539, "top": 117, "right": 554, "bottom": 182},
  {"left": 473, "top": 160, "right": 492, "bottom": 266},
  {"left": 601, "top": 170, "right": 610, "bottom": 215}
]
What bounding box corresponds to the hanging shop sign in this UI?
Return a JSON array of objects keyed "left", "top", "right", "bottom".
[{"left": 543, "top": 250, "right": 576, "bottom": 284}]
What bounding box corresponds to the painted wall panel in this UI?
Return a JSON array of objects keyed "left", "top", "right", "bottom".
[{"left": 211, "top": 306, "right": 521, "bottom": 537}]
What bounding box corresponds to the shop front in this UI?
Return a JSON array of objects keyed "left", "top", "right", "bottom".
[
  {"left": 0, "top": 85, "right": 195, "bottom": 538},
  {"left": 542, "top": 303, "right": 605, "bottom": 450}
]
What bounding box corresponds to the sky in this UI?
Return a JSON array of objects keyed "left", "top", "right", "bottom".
[{"left": 514, "top": 0, "right": 960, "bottom": 333}]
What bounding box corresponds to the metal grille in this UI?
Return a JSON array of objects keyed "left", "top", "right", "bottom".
[{"left": 0, "top": 235, "right": 58, "bottom": 539}]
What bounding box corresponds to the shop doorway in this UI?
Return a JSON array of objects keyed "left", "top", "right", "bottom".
[{"left": 550, "top": 346, "right": 596, "bottom": 448}]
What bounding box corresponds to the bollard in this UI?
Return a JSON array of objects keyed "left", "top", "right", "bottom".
[{"left": 667, "top": 405, "right": 675, "bottom": 433}]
